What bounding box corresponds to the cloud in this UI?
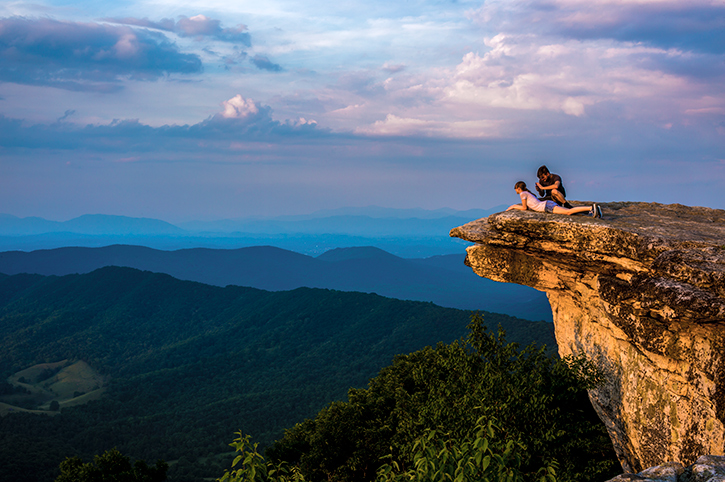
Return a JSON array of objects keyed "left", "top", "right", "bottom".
[
  {"left": 0, "top": 95, "right": 326, "bottom": 154},
  {"left": 200, "top": 95, "right": 323, "bottom": 137},
  {"left": 438, "top": 34, "right": 723, "bottom": 127},
  {"left": 219, "top": 95, "right": 260, "bottom": 119},
  {"left": 108, "top": 15, "right": 251, "bottom": 45},
  {"left": 463, "top": 0, "right": 725, "bottom": 86},
  {"left": 103, "top": 17, "right": 175, "bottom": 32},
  {"left": 555, "top": 0, "right": 725, "bottom": 54},
  {"left": 382, "top": 63, "right": 406, "bottom": 74},
  {"left": 0, "top": 17, "right": 202, "bottom": 91},
  {"left": 356, "top": 114, "right": 502, "bottom": 138},
  {"left": 337, "top": 0, "right": 725, "bottom": 139},
  {"left": 57, "top": 109, "right": 76, "bottom": 122},
  {"left": 470, "top": 0, "right": 725, "bottom": 54},
  {"left": 251, "top": 54, "right": 283, "bottom": 72}
]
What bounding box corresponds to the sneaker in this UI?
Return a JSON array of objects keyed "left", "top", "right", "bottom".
[
  {"left": 564, "top": 202, "right": 573, "bottom": 209},
  {"left": 592, "top": 203, "right": 602, "bottom": 219}
]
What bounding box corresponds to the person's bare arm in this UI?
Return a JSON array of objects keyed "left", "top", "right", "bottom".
[
  {"left": 507, "top": 194, "right": 529, "bottom": 211},
  {"left": 536, "top": 179, "right": 561, "bottom": 191}
]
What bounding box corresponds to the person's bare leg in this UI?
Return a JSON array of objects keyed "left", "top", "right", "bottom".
[
  {"left": 552, "top": 205, "right": 593, "bottom": 215},
  {"left": 551, "top": 189, "right": 566, "bottom": 205},
  {"left": 551, "top": 189, "right": 573, "bottom": 208}
]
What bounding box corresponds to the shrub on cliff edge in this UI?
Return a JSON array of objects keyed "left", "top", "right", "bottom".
[{"left": 257, "top": 313, "right": 619, "bottom": 482}]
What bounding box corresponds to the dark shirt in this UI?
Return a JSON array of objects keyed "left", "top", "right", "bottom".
[{"left": 536, "top": 173, "right": 566, "bottom": 199}]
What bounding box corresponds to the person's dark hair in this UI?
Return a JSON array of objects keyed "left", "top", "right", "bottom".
[
  {"left": 515, "top": 181, "right": 533, "bottom": 194},
  {"left": 537, "top": 165, "right": 550, "bottom": 178}
]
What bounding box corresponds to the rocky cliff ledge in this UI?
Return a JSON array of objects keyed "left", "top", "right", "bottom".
[{"left": 450, "top": 202, "right": 725, "bottom": 473}]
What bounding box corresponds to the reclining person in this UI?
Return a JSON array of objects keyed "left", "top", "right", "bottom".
[{"left": 507, "top": 181, "right": 602, "bottom": 218}]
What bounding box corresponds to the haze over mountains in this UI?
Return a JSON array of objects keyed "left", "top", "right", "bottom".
[
  {"left": 0, "top": 206, "right": 551, "bottom": 322},
  {"left": 0, "top": 206, "right": 506, "bottom": 257}
]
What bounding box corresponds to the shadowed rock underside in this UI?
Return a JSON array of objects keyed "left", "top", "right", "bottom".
[{"left": 450, "top": 202, "right": 725, "bottom": 472}]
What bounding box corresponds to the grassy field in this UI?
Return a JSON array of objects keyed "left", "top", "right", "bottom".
[{"left": 1, "top": 359, "right": 106, "bottom": 414}]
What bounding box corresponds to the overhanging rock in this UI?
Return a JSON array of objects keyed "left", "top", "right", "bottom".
[{"left": 450, "top": 202, "right": 725, "bottom": 472}]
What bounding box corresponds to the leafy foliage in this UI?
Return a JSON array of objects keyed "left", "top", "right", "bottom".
[
  {"left": 219, "top": 419, "right": 555, "bottom": 482},
  {"left": 55, "top": 448, "right": 168, "bottom": 482},
  {"left": 376, "top": 418, "right": 556, "bottom": 482},
  {"left": 220, "top": 433, "right": 306, "bottom": 482},
  {"left": 267, "top": 314, "right": 619, "bottom": 482}
]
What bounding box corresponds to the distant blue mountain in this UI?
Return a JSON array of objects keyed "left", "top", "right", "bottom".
[
  {"left": 316, "top": 246, "right": 400, "bottom": 262},
  {"left": 0, "top": 244, "right": 552, "bottom": 322},
  {"left": 0, "top": 213, "right": 185, "bottom": 236},
  {"left": 61, "top": 214, "right": 185, "bottom": 235},
  {"left": 0, "top": 214, "right": 63, "bottom": 235},
  {"left": 0, "top": 208, "right": 504, "bottom": 257}
]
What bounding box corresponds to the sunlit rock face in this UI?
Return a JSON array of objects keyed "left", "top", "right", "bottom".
[{"left": 450, "top": 202, "right": 725, "bottom": 473}]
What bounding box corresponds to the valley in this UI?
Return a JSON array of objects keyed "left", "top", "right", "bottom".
[{"left": 0, "top": 266, "right": 555, "bottom": 482}]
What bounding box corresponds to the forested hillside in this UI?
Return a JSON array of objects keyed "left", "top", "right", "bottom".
[
  {"left": 0, "top": 267, "right": 554, "bottom": 482},
  {"left": 0, "top": 244, "right": 552, "bottom": 321}
]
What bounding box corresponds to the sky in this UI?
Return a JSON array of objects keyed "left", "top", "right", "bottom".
[{"left": 0, "top": 0, "right": 723, "bottom": 222}]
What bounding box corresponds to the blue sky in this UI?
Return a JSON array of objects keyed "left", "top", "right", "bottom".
[{"left": 1, "top": 0, "right": 723, "bottom": 222}]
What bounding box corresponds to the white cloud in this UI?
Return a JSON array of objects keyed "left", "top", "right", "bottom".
[
  {"left": 220, "top": 95, "right": 259, "bottom": 119},
  {"left": 356, "top": 114, "right": 502, "bottom": 138}
]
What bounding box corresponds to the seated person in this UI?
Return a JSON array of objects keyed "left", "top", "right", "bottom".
[
  {"left": 536, "top": 165, "right": 572, "bottom": 208},
  {"left": 507, "top": 181, "right": 602, "bottom": 218}
]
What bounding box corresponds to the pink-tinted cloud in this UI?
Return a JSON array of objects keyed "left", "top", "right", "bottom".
[
  {"left": 0, "top": 94, "right": 325, "bottom": 154},
  {"left": 355, "top": 114, "right": 503, "bottom": 138},
  {"left": 219, "top": 95, "right": 260, "bottom": 119},
  {"left": 469, "top": 0, "right": 725, "bottom": 54},
  {"left": 106, "top": 15, "right": 251, "bottom": 45},
  {"left": 341, "top": 0, "right": 724, "bottom": 140},
  {"left": 0, "top": 17, "right": 201, "bottom": 91},
  {"left": 382, "top": 63, "right": 406, "bottom": 74}
]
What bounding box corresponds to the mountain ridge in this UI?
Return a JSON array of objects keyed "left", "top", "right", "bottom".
[{"left": 0, "top": 244, "right": 552, "bottom": 321}]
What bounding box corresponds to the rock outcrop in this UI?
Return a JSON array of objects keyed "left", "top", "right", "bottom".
[
  {"left": 450, "top": 202, "right": 725, "bottom": 473},
  {"left": 605, "top": 455, "right": 725, "bottom": 481}
]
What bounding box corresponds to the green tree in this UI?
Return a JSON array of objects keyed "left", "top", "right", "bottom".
[
  {"left": 55, "top": 448, "right": 168, "bottom": 482},
  {"left": 267, "top": 313, "right": 618, "bottom": 482}
]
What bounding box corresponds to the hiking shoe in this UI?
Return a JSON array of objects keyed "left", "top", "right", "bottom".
[{"left": 593, "top": 203, "right": 602, "bottom": 219}]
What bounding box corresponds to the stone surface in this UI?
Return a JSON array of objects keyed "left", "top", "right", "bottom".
[
  {"left": 687, "top": 455, "right": 725, "bottom": 482},
  {"left": 607, "top": 461, "right": 684, "bottom": 481},
  {"left": 450, "top": 202, "right": 725, "bottom": 473},
  {"left": 605, "top": 456, "right": 725, "bottom": 481}
]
